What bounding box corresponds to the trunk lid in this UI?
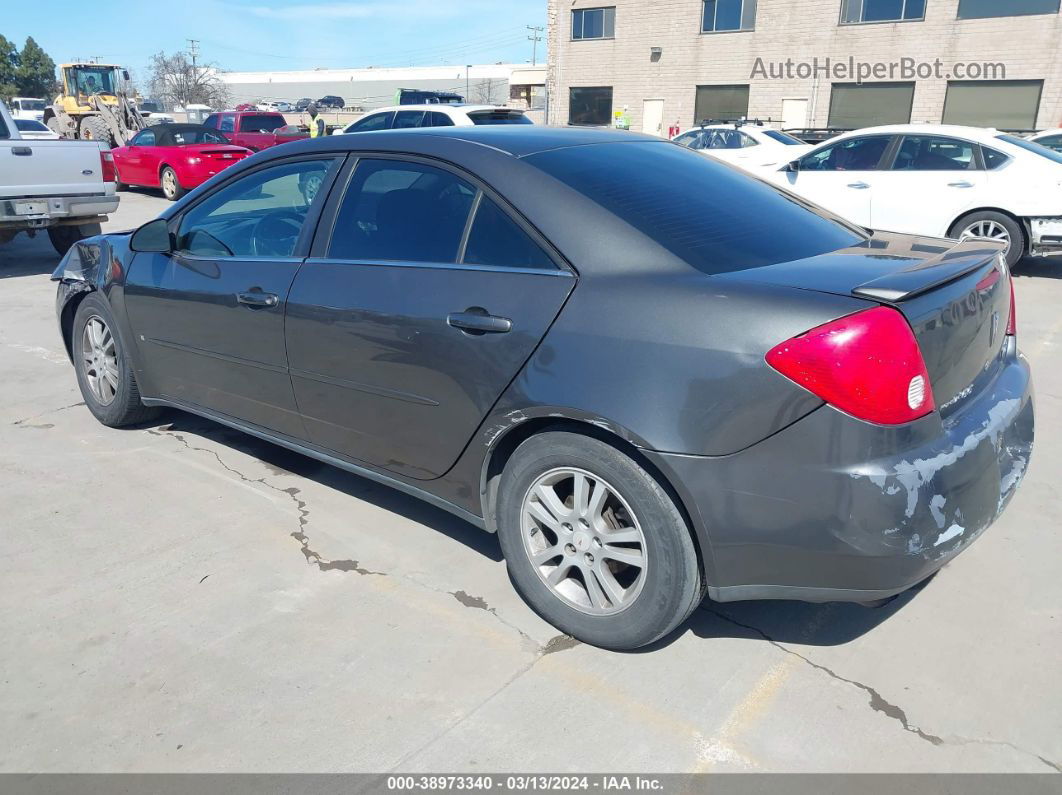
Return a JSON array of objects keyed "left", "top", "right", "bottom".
[
  {"left": 718, "top": 232, "right": 1012, "bottom": 414},
  {"left": 191, "top": 146, "right": 250, "bottom": 162}
]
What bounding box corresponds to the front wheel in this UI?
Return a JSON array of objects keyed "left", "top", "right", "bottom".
[
  {"left": 72, "top": 293, "right": 160, "bottom": 428},
  {"left": 496, "top": 432, "right": 703, "bottom": 650},
  {"left": 160, "top": 167, "right": 185, "bottom": 201},
  {"left": 951, "top": 211, "right": 1025, "bottom": 268}
]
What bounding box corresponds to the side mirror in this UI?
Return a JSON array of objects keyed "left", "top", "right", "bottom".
[
  {"left": 122, "top": 70, "right": 130, "bottom": 81},
  {"left": 786, "top": 160, "right": 801, "bottom": 173},
  {"left": 130, "top": 218, "right": 173, "bottom": 253}
]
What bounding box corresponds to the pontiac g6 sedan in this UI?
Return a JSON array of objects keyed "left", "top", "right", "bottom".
[{"left": 52, "top": 127, "right": 1034, "bottom": 650}]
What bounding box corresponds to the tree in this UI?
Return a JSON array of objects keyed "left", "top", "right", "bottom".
[
  {"left": 0, "top": 35, "right": 18, "bottom": 101},
  {"left": 16, "top": 37, "right": 57, "bottom": 98},
  {"left": 147, "top": 50, "right": 229, "bottom": 109}
]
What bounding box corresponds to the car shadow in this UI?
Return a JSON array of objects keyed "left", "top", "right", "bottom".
[
  {"left": 144, "top": 409, "right": 504, "bottom": 563},
  {"left": 0, "top": 231, "right": 60, "bottom": 279},
  {"left": 1013, "top": 254, "right": 1062, "bottom": 280}
]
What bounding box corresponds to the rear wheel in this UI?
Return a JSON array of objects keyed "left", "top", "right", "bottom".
[
  {"left": 48, "top": 222, "right": 102, "bottom": 256},
  {"left": 951, "top": 211, "right": 1025, "bottom": 268},
  {"left": 497, "top": 432, "right": 703, "bottom": 650},
  {"left": 72, "top": 293, "right": 160, "bottom": 428},
  {"left": 160, "top": 167, "right": 185, "bottom": 201}
]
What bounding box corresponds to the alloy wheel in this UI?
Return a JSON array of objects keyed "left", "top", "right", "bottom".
[
  {"left": 521, "top": 467, "right": 647, "bottom": 615},
  {"left": 961, "top": 219, "right": 1011, "bottom": 257},
  {"left": 162, "top": 170, "right": 177, "bottom": 198},
  {"left": 81, "top": 316, "right": 119, "bottom": 406}
]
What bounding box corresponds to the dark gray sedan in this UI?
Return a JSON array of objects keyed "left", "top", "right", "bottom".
[{"left": 52, "top": 127, "right": 1033, "bottom": 650}]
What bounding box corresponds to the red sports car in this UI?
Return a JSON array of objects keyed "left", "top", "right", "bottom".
[{"left": 112, "top": 124, "right": 252, "bottom": 201}]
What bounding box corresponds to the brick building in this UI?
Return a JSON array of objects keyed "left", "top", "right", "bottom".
[{"left": 545, "top": 0, "right": 1062, "bottom": 135}]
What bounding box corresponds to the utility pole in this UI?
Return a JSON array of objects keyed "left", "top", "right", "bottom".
[
  {"left": 466, "top": 64, "right": 471, "bottom": 99},
  {"left": 527, "top": 26, "right": 544, "bottom": 66},
  {"left": 187, "top": 39, "right": 200, "bottom": 70}
]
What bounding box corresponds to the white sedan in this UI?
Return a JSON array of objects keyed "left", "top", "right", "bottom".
[
  {"left": 1028, "top": 128, "right": 1062, "bottom": 154},
  {"left": 671, "top": 123, "right": 811, "bottom": 173},
  {"left": 13, "top": 118, "right": 60, "bottom": 140},
  {"left": 334, "top": 104, "right": 531, "bottom": 134},
  {"left": 763, "top": 124, "right": 1062, "bottom": 266}
]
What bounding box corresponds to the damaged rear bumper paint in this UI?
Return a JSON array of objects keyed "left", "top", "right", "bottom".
[{"left": 643, "top": 339, "right": 1034, "bottom": 603}]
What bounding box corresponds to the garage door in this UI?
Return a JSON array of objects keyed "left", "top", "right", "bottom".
[
  {"left": 943, "top": 80, "right": 1044, "bottom": 130},
  {"left": 828, "top": 83, "right": 915, "bottom": 128}
]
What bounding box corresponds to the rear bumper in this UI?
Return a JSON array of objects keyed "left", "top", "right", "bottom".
[
  {"left": 1028, "top": 217, "right": 1062, "bottom": 256},
  {"left": 644, "top": 341, "right": 1034, "bottom": 603},
  {"left": 0, "top": 194, "right": 119, "bottom": 229}
]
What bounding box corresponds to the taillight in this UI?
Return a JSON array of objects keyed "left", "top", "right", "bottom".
[
  {"left": 99, "top": 150, "right": 116, "bottom": 183},
  {"left": 1006, "top": 277, "right": 1017, "bottom": 337},
  {"left": 766, "top": 306, "right": 935, "bottom": 425}
]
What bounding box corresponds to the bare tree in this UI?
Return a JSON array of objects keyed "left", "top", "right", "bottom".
[{"left": 147, "top": 50, "right": 230, "bottom": 109}]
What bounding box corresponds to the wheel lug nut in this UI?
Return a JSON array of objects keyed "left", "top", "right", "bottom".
[
  {"left": 562, "top": 523, "right": 573, "bottom": 532},
  {"left": 584, "top": 553, "right": 595, "bottom": 565},
  {"left": 565, "top": 543, "right": 576, "bottom": 555}
]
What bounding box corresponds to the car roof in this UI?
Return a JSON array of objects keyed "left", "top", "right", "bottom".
[
  {"left": 364, "top": 104, "right": 523, "bottom": 115},
  {"left": 1030, "top": 128, "right": 1062, "bottom": 138},
  {"left": 830, "top": 124, "right": 1006, "bottom": 144}
]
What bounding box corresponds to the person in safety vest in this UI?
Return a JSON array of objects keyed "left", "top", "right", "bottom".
[{"left": 307, "top": 103, "right": 325, "bottom": 138}]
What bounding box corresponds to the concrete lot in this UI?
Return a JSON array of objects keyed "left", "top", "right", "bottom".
[{"left": 1, "top": 189, "right": 1059, "bottom": 773}]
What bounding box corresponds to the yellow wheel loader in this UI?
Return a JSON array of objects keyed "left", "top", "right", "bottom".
[{"left": 43, "top": 63, "right": 145, "bottom": 148}]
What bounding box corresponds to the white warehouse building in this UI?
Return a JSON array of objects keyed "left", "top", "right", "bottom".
[{"left": 218, "top": 63, "right": 544, "bottom": 112}]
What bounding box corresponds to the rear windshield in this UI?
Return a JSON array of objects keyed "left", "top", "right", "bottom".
[
  {"left": 996, "top": 134, "right": 1062, "bottom": 165},
  {"left": 15, "top": 119, "right": 48, "bottom": 131},
  {"left": 238, "top": 114, "right": 287, "bottom": 133},
  {"left": 763, "top": 130, "right": 806, "bottom": 145},
  {"left": 526, "top": 141, "right": 864, "bottom": 273},
  {"left": 19, "top": 99, "right": 47, "bottom": 111},
  {"left": 469, "top": 110, "right": 533, "bottom": 125}
]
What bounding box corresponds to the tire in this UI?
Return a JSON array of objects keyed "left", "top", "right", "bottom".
[
  {"left": 72, "top": 292, "right": 160, "bottom": 428},
  {"left": 45, "top": 116, "right": 66, "bottom": 139},
  {"left": 950, "top": 211, "right": 1025, "bottom": 268},
  {"left": 79, "top": 115, "right": 114, "bottom": 148},
  {"left": 48, "top": 222, "right": 102, "bottom": 256},
  {"left": 496, "top": 432, "right": 703, "bottom": 650},
  {"left": 160, "top": 166, "right": 185, "bottom": 201}
]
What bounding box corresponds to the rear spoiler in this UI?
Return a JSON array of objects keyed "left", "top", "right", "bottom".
[{"left": 852, "top": 239, "right": 1005, "bottom": 303}]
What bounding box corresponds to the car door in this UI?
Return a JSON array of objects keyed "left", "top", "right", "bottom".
[
  {"left": 284, "top": 156, "right": 575, "bottom": 480},
  {"left": 124, "top": 155, "right": 342, "bottom": 437},
  {"left": 773, "top": 135, "right": 892, "bottom": 228},
  {"left": 119, "top": 128, "right": 156, "bottom": 185},
  {"left": 867, "top": 134, "right": 986, "bottom": 237}
]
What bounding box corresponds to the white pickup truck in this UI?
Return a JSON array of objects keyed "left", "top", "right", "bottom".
[{"left": 1, "top": 100, "right": 120, "bottom": 255}]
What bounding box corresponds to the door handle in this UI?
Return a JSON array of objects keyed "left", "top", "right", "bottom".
[
  {"left": 237, "top": 291, "right": 279, "bottom": 308},
  {"left": 447, "top": 308, "right": 512, "bottom": 335},
  {"left": 847, "top": 182, "right": 870, "bottom": 190},
  {"left": 11, "top": 147, "right": 32, "bottom": 156},
  {"left": 948, "top": 181, "right": 974, "bottom": 188}
]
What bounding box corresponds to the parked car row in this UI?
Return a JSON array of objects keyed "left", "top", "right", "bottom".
[{"left": 676, "top": 121, "right": 1062, "bottom": 267}]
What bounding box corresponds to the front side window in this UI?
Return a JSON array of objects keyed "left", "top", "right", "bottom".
[
  {"left": 799, "top": 136, "right": 892, "bottom": 171},
  {"left": 840, "top": 0, "right": 926, "bottom": 23},
  {"left": 176, "top": 159, "right": 336, "bottom": 258},
  {"left": 392, "top": 110, "right": 426, "bottom": 129},
  {"left": 131, "top": 129, "right": 156, "bottom": 147},
  {"left": 957, "top": 0, "right": 1059, "bottom": 18},
  {"left": 702, "top": 129, "right": 758, "bottom": 149},
  {"left": 892, "top": 136, "right": 976, "bottom": 170},
  {"left": 328, "top": 159, "right": 475, "bottom": 263},
  {"left": 569, "top": 86, "right": 613, "bottom": 126},
  {"left": 572, "top": 7, "right": 616, "bottom": 39},
  {"left": 702, "top": 0, "right": 757, "bottom": 31},
  {"left": 673, "top": 131, "right": 708, "bottom": 149},
  {"left": 348, "top": 112, "right": 394, "bottom": 132}
]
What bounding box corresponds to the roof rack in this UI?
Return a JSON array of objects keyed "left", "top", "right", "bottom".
[{"left": 697, "top": 117, "right": 777, "bottom": 128}]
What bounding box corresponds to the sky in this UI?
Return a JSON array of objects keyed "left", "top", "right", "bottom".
[{"left": 4, "top": 0, "right": 547, "bottom": 78}]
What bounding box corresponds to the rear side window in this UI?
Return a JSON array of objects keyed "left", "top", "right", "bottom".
[
  {"left": 982, "top": 147, "right": 1010, "bottom": 169},
  {"left": 468, "top": 110, "right": 533, "bottom": 125},
  {"left": 464, "top": 197, "right": 555, "bottom": 270},
  {"left": 392, "top": 110, "right": 425, "bottom": 129},
  {"left": 527, "top": 142, "right": 864, "bottom": 274},
  {"left": 428, "top": 112, "right": 455, "bottom": 127},
  {"left": 892, "top": 136, "right": 976, "bottom": 170},
  {"left": 328, "top": 159, "right": 476, "bottom": 263}
]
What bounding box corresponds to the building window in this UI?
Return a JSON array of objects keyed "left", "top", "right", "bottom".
[
  {"left": 694, "top": 85, "right": 751, "bottom": 124},
  {"left": 569, "top": 86, "right": 613, "bottom": 126},
  {"left": 702, "top": 0, "right": 757, "bottom": 32},
  {"left": 942, "top": 80, "right": 1043, "bottom": 130},
  {"left": 827, "top": 82, "right": 915, "bottom": 128},
  {"left": 957, "top": 0, "right": 1059, "bottom": 18},
  {"left": 572, "top": 7, "right": 616, "bottom": 39},
  {"left": 840, "top": 0, "right": 926, "bottom": 23}
]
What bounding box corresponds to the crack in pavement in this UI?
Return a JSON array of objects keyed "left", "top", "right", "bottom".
[
  {"left": 449, "top": 590, "right": 579, "bottom": 656},
  {"left": 148, "top": 425, "right": 384, "bottom": 577},
  {"left": 704, "top": 607, "right": 1061, "bottom": 772},
  {"left": 11, "top": 401, "right": 85, "bottom": 426}
]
